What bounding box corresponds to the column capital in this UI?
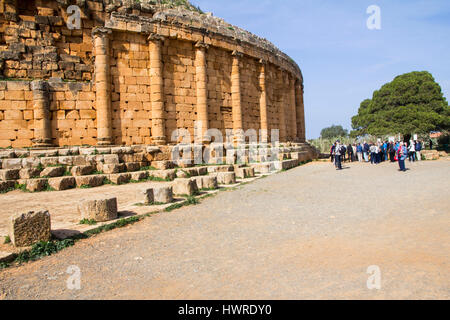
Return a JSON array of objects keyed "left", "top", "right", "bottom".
[
  {"left": 259, "top": 58, "right": 267, "bottom": 65},
  {"left": 147, "top": 32, "right": 165, "bottom": 43},
  {"left": 195, "top": 41, "right": 209, "bottom": 50},
  {"left": 92, "top": 27, "right": 112, "bottom": 38},
  {"left": 232, "top": 50, "right": 243, "bottom": 58}
]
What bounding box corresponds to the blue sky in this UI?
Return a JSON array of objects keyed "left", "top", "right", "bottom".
[{"left": 190, "top": 0, "right": 450, "bottom": 139}]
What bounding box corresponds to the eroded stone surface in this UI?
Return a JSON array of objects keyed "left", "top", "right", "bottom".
[
  {"left": 9, "top": 210, "right": 51, "bottom": 247},
  {"left": 78, "top": 197, "right": 118, "bottom": 222}
]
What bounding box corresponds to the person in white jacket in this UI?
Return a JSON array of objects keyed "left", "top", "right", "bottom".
[{"left": 408, "top": 140, "right": 416, "bottom": 162}]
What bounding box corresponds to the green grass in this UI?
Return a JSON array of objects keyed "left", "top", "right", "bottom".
[
  {"left": 140, "top": 166, "right": 157, "bottom": 171},
  {"left": 15, "top": 239, "right": 75, "bottom": 264},
  {"left": 79, "top": 219, "right": 97, "bottom": 225},
  {"left": 4, "top": 235, "right": 11, "bottom": 244},
  {"left": 79, "top": 184, "right": 92, "bottom": 189}
]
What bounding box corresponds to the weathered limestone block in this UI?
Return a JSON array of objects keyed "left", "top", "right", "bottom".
[
  {"left": 101, "top": 163, "right": 121, "bottom": 174},
  {"left": 0, "top": 169, "right": 20, "bottom": 180},
  {"left": 125, "top": 162, "right": 140, "bottom": 172},
  {"left": 10, "top": 211, "right": 51, "bottom": 247},
  {"left": 235, "top": 167, "right": 255, "bottom": 179},
  {"left": 172, "top": 178, "right": 198, "bottom": 196},
  {"left": 40, "top": 157, "right": 60, "bottom": 166},
  {"left": 58, "top": 156, "right": 74, "bottom": 166},
  {"left": 19, "top": 168, "right": 41, "bottom": 179},
  {"left": 2, "top": 158, "right": 22, "bottom": 169},
  {"left": 40, "top": 166, "right": 65, "bottom": 177},
  {"left": 207, "top": 165, "right": 234, "bottom": 173},
  {"left": 150, "top": 169, "right": 176, "bottom": 181},
  {"left": 274, "top": 159, "right": 299, "bottom": 170},
  {"left": 103, "top": 154, "right": 120, "bottom": 164},
  {"left": 193, "top": 176, "right": 218, "bottom": 190},
  {"left": 176, "top": 169, "right": 190, "bottom": 178},
  {"left": 0, "top": 151, "right": 15, "bottom": 159},
  {"left": 48, "top": 177, "right": 76, "bottom": 191},
  {"left": 26, "top": 178, "right": 48, "bottom": 192},
  {"left": 109, "top": 173, "right": 131, "bottom": 185},
  {"left": 0, "top": 181, "right": 15, "bottom": 193},
  {"left": 153, "top": 186, "right": 173, "bottom": 204},
  {"left": 131, "top": 171, "right": 148, "bottom": 181},
  {"left": 78, "top": 197, "right": 118, "bottom": 222},
  {"left": 196, "top": 167, "right": 208, "bottom": 176},
  {"left": 151, "top": 160, "right": 171, "bottom": 170},
  {"left": 75, "top": 175, "right": 105, "bottom": 187},
  {"left": 250, "top": 162, "right": 275, "bottom": 174},
  {"left": 71, "top": 165, "right": 94, "bottom": 176},
  {"left": 215, "top": 172, "right": 236, "bottom": 185},
  {"left": 72, "top": 155, "right": 87, "bottom": 166},
  {"left": 137, "top": 188, "right": 154, "bottom": 204}
]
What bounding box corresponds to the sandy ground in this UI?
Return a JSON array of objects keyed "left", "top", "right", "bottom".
[
  {"left": 0, "top": 180, "right": 173, "bottom": 237},
  {"left": 0, "top": 159, "right": 449, "bottom": 299}
]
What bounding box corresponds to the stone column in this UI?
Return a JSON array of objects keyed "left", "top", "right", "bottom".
[
  {"left": 93, "top": 27, "right": 113, "bottom": 146},
  {"left": 148, "top": 33, "right": 166, "bottom": 145},
  {"left": 195, "top": 41, "right": 209, "bottom": 143},
  {"left": 31, "top": 80, "right": 52, "bottom": 147},
  {"left": 231, "top": 51, "right": 244, "bottom": 144},
  {"left": 259, "top": 60, "right": 269, "bottom": 143},
  {"left": 295, "top": 81, "right": 306, "bottom": 142},
  {"left": 289, "top": 76, "right": 298, "bottom": 141},
  {"left": 278, "top": 69, "right": 287, "bottom": 142}
]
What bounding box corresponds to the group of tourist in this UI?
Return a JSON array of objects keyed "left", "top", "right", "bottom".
[{"left": 330, "top": 140, "right": 423, "bottom": 171}]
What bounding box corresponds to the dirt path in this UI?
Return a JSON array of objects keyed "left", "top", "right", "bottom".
[{"left": 1, "top": 160, "right": 449, "bottom": 299}]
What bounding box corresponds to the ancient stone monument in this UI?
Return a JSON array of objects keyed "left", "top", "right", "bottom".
[
  {"left": 0, "top": 0, "right": 306, "bottom": 149},
  {"left": 9, "top": 210, "right": 51, "bottom": 247}
]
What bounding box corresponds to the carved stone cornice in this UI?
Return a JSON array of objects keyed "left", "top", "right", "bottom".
[
  {"left": 147, "top": 32, "right": 165, "bottom": 43},
  {"left": 92, "top": 27, "right": 112, "bottom": 38},
  {"left": 195, "top": 41, "right": 209, "bottom": 50}
]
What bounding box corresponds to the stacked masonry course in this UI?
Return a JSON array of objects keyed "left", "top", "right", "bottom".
[{"left": 0, "top": 0, "right": 307, "bottom": 149}]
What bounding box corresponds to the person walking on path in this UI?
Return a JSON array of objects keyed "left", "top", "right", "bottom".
[
  {"left": 408, "top": 140, "right": 416, "bottom": 162},
  {"left": 356, "top": 143, "right": 363, "bottom": 162},
  {"left": 334, "top": 141, "right": 342, "bottom": 170},
  {"left": 415, "top": 140, "right": 422, "bottom": 161},
  {"left": 330, "top": 144, "right": 335, "bottom": 163},
  {"left": 398, "top": 142, "right": 408, "bottom": 172},
  {"left": 347, "top": 143, "right": 354, "bottom": 162},
  {"left": 363, "top": 141, "right": 370, "bottom": 162}
]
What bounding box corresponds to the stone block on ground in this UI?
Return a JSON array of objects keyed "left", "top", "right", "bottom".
[
  {"left": 137, "top": 188, "right": 154, "bottom": 204},
  {"left": 153, "top": 186, "right": 173, "bottom": 204},
  {"left": 215, "top": 172, "right": 236, "bottom": 185},
  {"left": 150, "top": 169, "right": 176, "bottom": 181},
  {"left": 71, "top": 165, "right": 94, "bottom": 176},
  {"left": 0, "top": 180, "right": 15, "bottom": 192},
  {"left": 0, "top": 169, "right": 20, "bottom": 181},
  {"left": 26, "top": 178, "right": 48, "bottom": 192},
  {"left": 109, "top": 173, "right": 131, "bottom": 185},
  {"left": 101, "top": 163, "right": 121, "bottom": 174},
  {"left": 176, "top": 169, "right": 190, "bottom": 178},
  {"left": 40, "top": 166, "right": 65, "bottom": 178},
  {"left": 75, "top": 175, "right": 105, "bottom": 188},
  {"left": 193, "top": 176, "right": 218, "bottom": 190},
  {"left": 172, "top": 178, "right": 198, "bottom": 196},
  {"left": 78, "top": 197, "right": 118, "bottom": 222},
  {"left": 48, "top": 177, "right": 76, "bottom": 191},
  {"left": 125, "top": 162, "right": 140, "bottom": 172},
  {"left": 131, "top": 171, "right": 148, "bottom": 181},
  {"left": 1, "top": 158, "right": 22, "bottom": 170},
  {"left": 19, "top": 168, "right": 41, "bottom": 179},
  {"left": 235, "top": 167, "right": 255, "bottom": 179},
  {"left": 9, "top": 210, "right": 51, "bottom": 247},
  {"left": 196, "top": 167, "right": 208, "bottom": 176}
]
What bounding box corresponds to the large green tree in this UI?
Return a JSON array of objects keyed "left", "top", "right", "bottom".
[
  {"left": 320, "top": 125, "right": 348, "bottom": 139},
  {"left": 351, "top": 71, "right": 450, "bottom": 137}
]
